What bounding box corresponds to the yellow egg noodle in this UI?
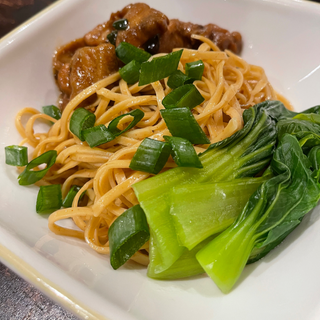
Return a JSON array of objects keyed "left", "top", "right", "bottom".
[{"left": 14, "top": 35, "right": 290, "bottom": 266}]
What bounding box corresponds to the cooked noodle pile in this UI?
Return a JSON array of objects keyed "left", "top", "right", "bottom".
[{"left": 15, "top": 35, "right": 290, "bottom": 266}]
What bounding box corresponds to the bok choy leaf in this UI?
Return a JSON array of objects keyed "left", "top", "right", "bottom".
[
  {"left": 196, "top": 134, "right": 320, "bottom": 293},
  {"left": 133, "top": 100, "right": 283, "bottom": 276}
]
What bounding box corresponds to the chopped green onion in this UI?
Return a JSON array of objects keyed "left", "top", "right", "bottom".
[
  {"left": 109, "top": 205, "right": 150, "bottom": 269},
  {"left": 70, "top": 108, "right": 96, "bottom": 141},
  {"left": 42, "top": 105, "right": 61, "bottom": 121},
  {"left": 112, "top": 18, "right": 128, "bottom": 30},
  {"left": 160, "top": 108, "right": 210, "bottom": 144},
  {"left": 119, "top": 60, "right": 141, "bottom": 84},
  {"left": 108, "top": 109, "right": 144, "bottom": 137},
  {"left": 167, "top": 70, "right": 193, "bottom": 89},
  {"left": 18, "top": 150, "right": 57, "bottom": 186},
  {"left": 107, "top": 30, "right": 118, "bottom": 46},
  {"left": 129, "top": 138, "right": 171, "bottom": 174},
  {"left": 62, "top": 185, "right": 86, "bottom": 208},
  {"left": 36, "top": 184, "right": 62, "bottom": 214},
  {"left": 162, "top": 84, "right": 204, "bottom": 110},
  {"left": 116, "top": 42, "right": 151, "bottom": 64},
  {"left": 5, "top": 145, "right": 28, "bottom": 166},
  {"left": 185, "top": 60, "right": 204, "bottom": 80},
  {"left": 139, "top": 50, "right": 183, "bottom": 86},
  {"left": 164, "top": 136, "right": 203, "bottom": 168},
  {"left": 83, "top": 125, "right": 115, "bottom": 148}
]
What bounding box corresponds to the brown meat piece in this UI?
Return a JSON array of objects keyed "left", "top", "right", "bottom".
[
  {"left": 158, "top": 19, "right": 242, "bottom": 54},
  {"left": 84, "top": 10, "right": 123, "bottom": 46},
  {"left": 115, "top": 3, "right": 169, "bottom": 48},
  {"left": 53, "top": 38, "right": 86, "bottom": 73},
  {"left": 69, "top": 43, "right": 119, "bottom": 99}
]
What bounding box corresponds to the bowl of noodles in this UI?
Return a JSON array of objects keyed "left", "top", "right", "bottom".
[{"left": 1, "top": 0, "right": 320, "bottom": 319}]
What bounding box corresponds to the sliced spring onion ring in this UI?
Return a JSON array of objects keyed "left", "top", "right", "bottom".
[
  {"left": 139, "top": 50, "right": 183, "bottom": 86},
  {"left": 5, "top": 145, "right": 28, "bottom": 166},
  {"left": 162, "top": 84, "right": 204, "bottom": 110},
  {"left": 109, "top": 205, "right": 150, "bottom": 270},
  {"left": 167, "top": 70, "right": 193, "bottom": 89},
  {"left": 108, "top": 109, "right": 144, "bottom": 137},
  {"left": 18, "top": 150, "right": 57, "bottom": 186},
  {"left": 36, "top": 184, "right": 62, "bottom": 214},
  {"left": 160, "top": 108, "right": 210, "bottom": 144},
  {"left": 129, "top": 138, "right": 171, "bottom": 174},
  {"left": 164, "top": 136, "right": 203, "bottom": 168},
  {"left": 42, "top": 105, "right": 61, "bottom": 120},
  {"left": 185, "top": 60, "right": 204, "bottom": 80},
  {"left": 69, "top": 108, "right": 96, "bottom": 141},
  {"left": 62, "top": 185, "right": 86, "bottom": 208},
  {"left": 112, "top": 18, "right": 128, "bottom": 30},
  {"left": 119, "top": 60, "right": 141, "bottom": 84},
  {"left": 83, "top": 125, "right": 115, "bottom": 148},
  {"left": 107, "top": 30, "right": 118, "bottom": 46},
  {"left": 116, "top": 42, "right": 151, "bottom": 64}
]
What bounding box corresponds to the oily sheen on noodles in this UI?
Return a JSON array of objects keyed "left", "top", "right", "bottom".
[{"left": 15, "top": 36, "right": 288, "bottom": 266}]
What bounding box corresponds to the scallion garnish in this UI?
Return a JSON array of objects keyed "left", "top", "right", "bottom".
[
  {"left": 162, "top": 84, "right": 204, "bottom": 110},
  {"left": 62, "top": 185, "right": 85, "bottom": 208},
  {"left": 112, "top": 18, "right": 129, "bottom": 30},
  {"left": 139, "top": 50, "right": 183, "bottom": 86},
  {"left": 129, "top": 138, "right": 171, "bottom": 174},
  {"left": 167, "top": 70, "right": 193, "bottom": 89},
  {"left": 107, "top": 30, "right": 118, "bottom": 46},
  {"left": 83, "top": 125, "right": 115, "bottom": 148},
  {"left": 116, "top": 42, "right": 151, "bottom": 65},
  {"left": 42, "top": 105, "right": 61, "bottom": 120},
  {"left": 119, "top": 60, "right": 141, "bottom": 84},
  {"left": 36, "top": 184, "right": 62, "bottom": 214},
  {"left": 5, "top": 145, "right": 28, "bottom": 166},
  {"left": 18, "top": 150, "right": 57, "bottom": 185},
  {"left": 69, "top": 108, "right": 96, "bottom": 141},
  {"left": 185, "top": 60, "right": 204, "bottom": 80},
  {"left": 108, "top": 109, "right": 144, "bottom": 137},
  {"left": 109, "top": 205, "right": 150, "bottom": 269},
  {"left": 160, "top": 108, "right": 210, "bottom": 144},
  {"left": 164, "top": 136, "right": 203, "bottom": 168}
]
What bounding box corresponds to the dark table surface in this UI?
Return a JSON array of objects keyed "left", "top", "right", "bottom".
[{"left": 0, "top": 2, "right": 79, "bottom": 319}]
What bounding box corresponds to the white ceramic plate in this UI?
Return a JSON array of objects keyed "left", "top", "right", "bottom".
[{"left": 1, "top": 0, "right": 320, "bottom": 319}]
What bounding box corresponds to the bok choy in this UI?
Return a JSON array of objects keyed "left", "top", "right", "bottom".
[{"left": 133, "top": 100, "right": 282, "bottom": 276}]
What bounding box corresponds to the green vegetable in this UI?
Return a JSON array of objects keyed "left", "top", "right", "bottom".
[
  {"left": 18, "top": 150, "right": 57, "bottom": 186},
  {"left": 167, "top": 70, "right": 193, "bottom": 89},
  {"left": 108, "top": 205, "right": 150, "bottom": 269},
  {"left": 148, "top": 236, "right": 215, "bottom": 280},
  {"left": 107, "top": 30, "right": 118, "bottom": 46},
  {"left": 112, "top": 19, "right": 128, "bottom": 30},
  {"left": 83, "top": 125, "right": 115, "bottom": 148},
  {"left": 36, "top": 184, "right": 62, "bottom": 214},
  {"left": 108, "top": 109, "right": 144, "bottom": 137},
  {"left": 163, "top": 136, "right": 203, "bottom": 168},
  {"left": 5, "top": 145, "right": 28, "bottom": 166},
  {"left": 62, "top": 185, "right": 86, "bottom": 208},
  {"left": 133, "top": 100, "right": 281, "bottom": 275},
  {"left": 119, "top": 60, "right": 141, "bottom": 84},
  {"left": 139, "top": 50, "right": 183, "bottom": 86},
  {"left": 116, "top": 42, "right": 151, "bottom": 65},
  {"left": 160, "top": 107, "right": 210, "bottom": 144},
  {"left": 196, "top": 134, "right": 320, "bottom": 293},
  {"left": 42, "top": 105, "right": 61, "bottom": 121},
  {"left": 129, "top": 138, "right": 171, "bottom": 174},
  {"left": 185, "top": 60, "right": 204, "bottom": 80},
  {"left": 170, "top": 178, "right": 267, "bottom": 250},
  {"left": 70, "top": 108, "right": 96, "bottom": 141},
  {"left": 162, "top": 84, "right": 204, "bottom": 110}
]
